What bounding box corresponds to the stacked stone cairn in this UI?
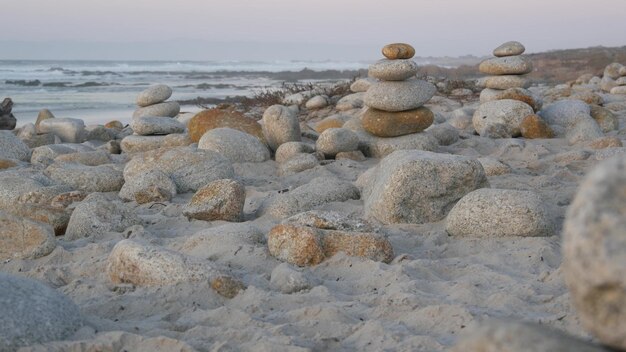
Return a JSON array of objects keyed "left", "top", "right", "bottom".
[
  {"left": 605, "top": 62, "right": 626, "bottom": 95},
  {"left": 121, "top": 84, "right": 186, "bottom": 153},
  {"left": 472, "top": 41, "right": 550, "bottom": 139},
  {"left": 362, "top": 43, "right": 436, "bottom": 138}
]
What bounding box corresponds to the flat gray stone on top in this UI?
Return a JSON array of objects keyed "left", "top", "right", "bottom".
[{"left": 136, "top": 84, "right": 173, "bottom": 107}]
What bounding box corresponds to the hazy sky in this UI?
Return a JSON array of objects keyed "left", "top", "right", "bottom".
[{"left": 1, "top": 0, "right": 625, "bottom": 60}]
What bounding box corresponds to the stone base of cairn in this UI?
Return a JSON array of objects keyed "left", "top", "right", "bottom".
[{"left": 121, "top": 84, "right": 187, "bottom": 153}]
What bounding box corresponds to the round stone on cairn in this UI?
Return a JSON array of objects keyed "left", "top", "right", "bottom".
[
  {"left": 363, "top": 43, "right": 436, "bottom": 137},
  {"left": 609, "top": 63, "right": 626, "bottom": 95},
  {"left": 122, "top": 84, "right": 187, "bottom": 153}
]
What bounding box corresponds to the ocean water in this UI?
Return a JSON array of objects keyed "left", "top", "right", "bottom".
[{"left": 0, "top": 60, "right": 371, "bottom": 126}]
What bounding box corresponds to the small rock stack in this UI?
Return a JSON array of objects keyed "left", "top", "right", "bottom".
[
  {"left": 600, "top": 62, "right": 626, "bottom": 92},
  {"left": 121, "top": 84, "right": 186, "bottom": 153},
  {"left": 362, "top": 43, "right": 436, "bottom": 137},
  {"left": 609, "top": 63, "right": 626, "bottom": 95},
  {"left": 477, "top": 41, "right": 540, "bottom": 111}
]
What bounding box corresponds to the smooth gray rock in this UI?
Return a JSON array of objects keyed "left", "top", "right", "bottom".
[
  {"left": 136, "top": 84, "right": 173, "bottom": 107},
  {"left": 368, "top": 59, "right": 418, "bottom": 81},
  {"left": 479, "top": 56, "right": 533, "bottom": 75},
  {"left": 275, "top": 141, "right": 316, "bottom": 163},
  {"left": 493, "top": 41, "right": 526, "bottom": 57},
  {"left": 133, "top": 101, "right": 180, "bottom": 118},
  {"left": 130, "top": 116, "right": 185, "bottom": 136},
  {"left": 31, "top": 143, "right": 95, "bottom": 166},
  {"left": 65, "top": 193, "right": 142, "bottom": 240},
  {"left": 278, "top": 153, "right": 319, "bottom": 176},
  {"left": 118, "top": 169, "right": 177, "bottom": 204},
  {"left": 198, "top": 127, "right": 270, "bottom": 163},
  {"left": 446, "top": 188, "right": 553, "bottom": 237},
  {"left": 315, "top": 128, "right": 359, "bottom": 157},
  {"left": 350, "top": 78, "right": 376, "bottom": 93},
  {"left": 336, "top": 92, "right": 365, "bottom": 111},
  {"left": 38, "top": 118, "right": 86, "bottom": 143},
  {"left": 365, "top": 79, "right": 436, "bottom": 112},
  {"left": 259, "top": 176, "right": 360, "bottom": 218},
  {"left": 539, "top": 99, "right": 591, "bottom": 127},
  {"left": 363, "top": 150, "right": 489, "bottom": 224},
  {"left": 305, "top": 95, "right": 329, "bottom": 110},
  {"left": 0, "top": 130, "right": 31, "bottom": 161},
  {"left": 45, "top": 162, "right": 124, "bottom": 193},
  {"left": 123, "top": 146, "right": 234, "bottom": 193},
  {"left": 473, "top": 99, "right": 534, "bottom": 137},
  {"left": 563, "top": 154, "right": 626, "bottom": 350},
  {"left": 262, "top": 105, "right": 301, "bottom": 151},
  {"left": 0, "top": 273, "right": 83, "bottom": 351},
  {"left": 566, "top": 117, "right": 603, "bottom": 145}
]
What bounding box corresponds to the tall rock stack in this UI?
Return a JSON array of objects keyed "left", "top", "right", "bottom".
[
  {"left": 121, "top": 84, "right": 187, "bottom": 153},
  {"left": 362, "top": 43, "right": 436, "bottom": 138},
  {"left": 477, "top": 41, "right": 541, "bottom": 112}
]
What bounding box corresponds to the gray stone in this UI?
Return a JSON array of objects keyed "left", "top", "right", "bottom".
[
  {"left": 0, "top": 273, "right": 83, "bottom": 351},
  {"left": 133, "top": 101, "right": 180, "bottom": 118},
  {"left": 451, "top": 319, "right": 609, "bottom": 352},
  {"left": 198, "top": 127, "right": 270, "bottom": 163},
  {"left": 363, "top": 150, "right": 489, "bottom": 224},
  {"left": 539, "top": 99, "right": 591, "bottom": 127},
  {"left": 136, "top": 84, "right": 173, "bottom": 107},
  {"left": 54, "top": 150, "right": 112, "bottom": 166},
  {"left": 262, "top": 105, "right": 301, "bottom": 151},
  {"left": 425, "top": 123, "right": 460, "bottom": 146},
  {"left": 283, "top": 92, "right": 307, "bottom": 106},
  {"left": 315, "top": 128, "right": 359, "bottom": 157},
  {"left": 601, "top": 76, "right": 617, "bottom": 92},
  {"left": 350, "top": 78, "right": 376, "bottom": 93},
  {"left": 610, "top": 86, "right": 626, "bottom": 95},
  {"left": 118, "top": 169, "right": 177, "bottom": 204},
  {"left": 493, "top": 41, "right": 526, "bottom": 57},
  {"left": 477, "top": 75, "right": 530, "bottom": 89},
  {"left": 473, "top": 99, "right": 534, "bottom": 137},
  {"left": 120, "top": 133, "right": 192, "bottom": 154},
  {"left": 305, "top": 95, "right": 329, "bottom": 110},
  {"left": 85, "top": 125, "right": 116, "bottom": 142},
  {"left": 270, "top": 263, "right": 314, "bottom": 294},
  {"left": 123, "top": 146, "right": 234, "bottom": 193},
  {"left": 38, "top": 118, "right": 86, "bottom": 143},
  {"left": 446, "top": 188, "right": 553, "bottom": 237},
  {"left": 563, "top": 154, "right": 626, "bottom": 350},
  {"left": 45, "top": 162, "right": 124, "bottom": 193},
  {"left": 477, "top": 157, "right": 511, "bottom": 176},
  {"left": 35, "top": 109, "right": 55, "bottom": 128},
  {"left": 275, "top": 141, "right": 316, "bottom": 163},
  {"left": 31, "top": 143, "right": 95, "bottom": 165},
  {"left": 278, "top": 153, "right": 319, "bottom": 176},
  {"left": 183, "top": 179, "right": 245, "bottom": 222},
  {"left": 65, "top": 193, "right": 142, "bottom": 240},
  {"left": 566, "top": 117, "right": 604, "bottom": 145},
  {"left": 336, "top": 92, "right": 365, "bottom": 111},
  {"left": 364, "top": 79, "right": 436, "bottom": 112},
  {"left": 479, "top": 56, "right": 533, "bottom": 75},
  {"left": 259, "top": 176, "right": 360, "bottom": 218},
  {"left": 0, "top": 211, "right": 56, "bottom": 260},
  {"left": 368, "top": 59, "right": 418, "bottom": 81},
  {"left": 130, "top": 116, "right": 185, "bottom": 136},
  {"left": 0, "top": 130, "right": 31, "bottom": 161}
]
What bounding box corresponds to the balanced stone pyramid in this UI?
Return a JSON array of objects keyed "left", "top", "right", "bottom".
[
  {"left": 362, "top": 43, "right": 436, "bottom": 137},
  {"left": 121, "top": 84, "right": 186, "bottom": 153},
  {"left": 477, "top": 41, "right": 540, "bottom": 111}
]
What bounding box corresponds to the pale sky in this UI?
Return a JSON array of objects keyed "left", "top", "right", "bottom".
[{"left": 1, "top": 0, "right": 625, "bottom": 60}]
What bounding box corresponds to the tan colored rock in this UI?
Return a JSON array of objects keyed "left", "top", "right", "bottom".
[
  {"left": 188, "top": 108, "right": 264, "bottom": 143},
  {"left": 104, "top": 120, "right": 124, "bottom": 130},
  {"left": 314, "top": 116, "right": 344, "bottom": 133},
  {"left": 479, "top": 56, "right": 533, "bottom": 75},
  {"left": 478, "top": 75, "right": 530, "bottom": 90},
  {"left": 10, "top": 203, "right": 70, "bottom": 236},
  {"left": 361, "top": 107, "right": 433, "bottom": 137},
  {"left": 35, "top": 109, "right": 55, "bottom": 128},
  {"left": 381, "top": 43, "right": 415, "bottom": 60},
  {"left": 570, "top": 91, "right": 604, "bottom": 106},
  {"left": 210, "top": 276, "right": 246, "bottom": 299},
  {"left": 336, "top": 150, "right": 366, "bottom": 161},
  {"left": 120, "top": 134, "right": 193, "bottom": 154},
  {"left": 493, "top": 41, "right": 526, "bottom": 57},
  {"left": 315, "top": 128, "right": 359, "bottom": 157},
  {"left": 563, "top": 155, "right": 626, "bottom": 350},
  {"left": 267, "top": 224, "right": 394, "bottom": 267},
  {"left": 479, "top": 88, "right": 541, "bottom": 111},
  {"left": 183, "top": 179, "right": 245, "bottom": 222},
  {"left": 262, "top": 105, "right": 301, "bottom": 151},
  {"left": 589, "top": 105, "right": 619, "bottom": 133},
  {"left": 0, "top": 159, "right": 17, "bottom": 170},
  {"left": 587, "top": 136, "right": 623, "bottom": 150},
  {"left": 275, "top": 142, "right": 315, "bottom": 163},
  {"left": 0, "top": 211, "right": 56, "bottom": 260},
  {"left": 520, "top": 114, "right": 555, "bottom": 139}
]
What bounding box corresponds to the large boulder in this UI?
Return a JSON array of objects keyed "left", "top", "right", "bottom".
[
  {"left": 45, "top": 162, "right": 124, "bottom": 193},
  {"left": 37, "top": 118, "right": 86, "bottom": 143},
  {"left": 187, "top": 108, "right": 265, "bottom": 143},
  {"left": 539, "top": 99, "right": 590, "bottom": 128},
  {"left": 472, "top": 99, "right": 534, "bottom": 137},
  {"left": 563, "top": 155, "right": 626, "bottom": 350},
  {"left": 123, "top": 146, "right": 234, "bottom": 193},
  {"left": 0, "top": 273, "right": 83, "bottom": 351},
  {"left": 0, "top": 211, "right": 56, "bottom": 260},
  {"left": 0, "top": 130, "right": 31, "bottom": 161},
  {"left": 198, "top": 127, "right": 270, "bottom": 163},
  {"left": 446, "top": 189, "right": 553, "bottom": 237},
  {"left": 261, "top": 105, "right": 301, "bottom": 151},
  {"left": 363, "top": 150, "right": 489, "bottom": 224}
]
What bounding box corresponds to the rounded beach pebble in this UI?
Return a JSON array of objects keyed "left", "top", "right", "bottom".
[
  {"left": 136, "top": 84, "right": 173, "bottom": 107},
  {"left": 315, "top": 128, "right": 359, "bottom": 157},
  {"left": 493, "top": 41, "right": 526, "bottom": 57},
  {"left": 368, "top": 59, "right": 418, "bottom": 81},
  {"left": 381, "top": 43, "right": 415, "bottom": 60}
]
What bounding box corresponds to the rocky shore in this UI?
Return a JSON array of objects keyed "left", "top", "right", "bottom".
[{"left": 1, "top": 42, "right": 626, "bottom": 351}]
